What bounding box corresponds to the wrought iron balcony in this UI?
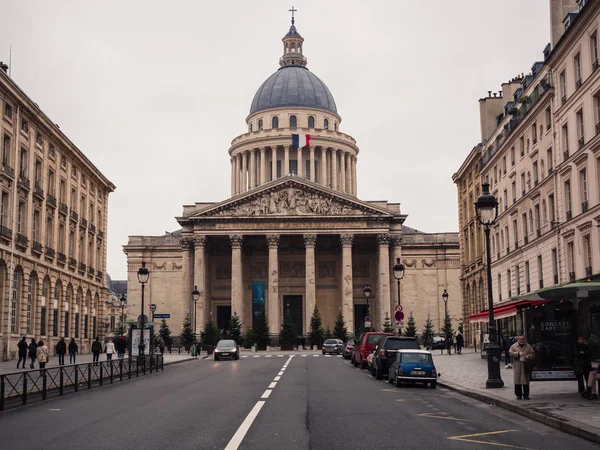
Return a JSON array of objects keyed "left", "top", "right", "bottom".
[
  {"left": 57, "top": 252, "right": 67, "bottom": 265},
  {"left": 69, "top": 257, "right": 77, "bottom": 268},
  {"left": 45, "top": 246, "right": 55, "bottom": 259},
  {"left": 78, "top": 262, "right": 86, "bottom": 272},
  {"left": 98, "top": 230, "right": 104, "bottom": 240},
  {"left": 47, "top": 194, "right": 57, "bottom": 208},
  {"left": 32, "top": 240, "right": 43, "bottom": 254},
  {"left": 80, "top": 218, "right": 87, "bottom": 229},
  {"left": 16, "top": 233, "right": 29, "bottom": 249},
  {"left": 33, "top": 182, "right": 44, "bottom": 200},
  {"left": 1, "top": 164, "right": 14, "bottom": 180},
  {"left": 89, "top": 223, "right": 96, "bottom": 234},
  {"left": 59, "top": 203, "right": 68, "bottom": 216},
  {"left": 18, "top": 175, "right": 30, "bottom": 191},
  {"left": 96, "top": 270, "right": 103, "bottom": 280},
  {"left": 70, "top": 210, "right": 78, "bottom": 223},
  {"left": 88, "top": 266, "right": 95, "bottom": 276},
  {"left": 0, "top": 225, "right": 12, "bottom": 241}
]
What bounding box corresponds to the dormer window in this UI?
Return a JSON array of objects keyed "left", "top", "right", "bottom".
[
  {"left": 324, "top": 119, "right": 329, "bottom": 130},
  {"left": 258, "top": 119, "right": 263, "bottom": 130},
  {"left": 36, "top": 131, "right": 43, "bottom": 146},
  {"left": 308, "top": 116, "right": 314, "bottom": 128},
  {"left": 272, "top": 116, "right": 279, "bottom": 129},
  {"left": 290, "top": 115, "right": 297, "bottom": 128},
  {"left": 21, "top": 119, "right": 29, "bottom": 135}
]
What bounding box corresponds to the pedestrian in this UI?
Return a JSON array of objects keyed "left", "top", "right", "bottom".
[
  {"left": 301, "top": 335, "right": 306, "bottom": 350},
  {"left": 501, "top": 333, "right": 512, "bottom": 368},
  {"left": 68, "top": 338, "right": 78, "bottom": 364},
  {"left": 508, "top": 335, "right": 535, "bottom": 400},
  {"left": 159, "top": 338, "right": 166, "bottom": 355},
  {"left": 116, "top": 335, "right": 127, "bottom": 360},
  {"left": 105, "top": 338, "right": 116, "bottom": 361},
  {"left": 91, "top": 336, "right": 102, "bottom": 365},
  {"left": 28, "top": 338, "right": 38, "bottom": 369},
  {"left": 36, "top": 340, "right": 49, "bottom": 373},
  {"left": 17, "top": 336, "right": 28, "bottom": 369},
  {"left": 574, "top": 336, "right": 592, "bottom": 397},
  {"left": 586, "top": 361, "right": 600, "bottom": 400},
  {"left": 55, "top": 337, "right": 66, "bottom": 366},
  {"left": 456, "top": 331, "right": 464, "bottom": 355}
]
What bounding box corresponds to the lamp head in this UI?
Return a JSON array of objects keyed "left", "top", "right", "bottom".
[
  {"left": 363, "top": 284, "right": 372, "bottom": 299},
  {"left": 137, "top": 261, "right": 150, "bottom": 284},
  {"left": 192, "top": 285, "right": 200, "bottom": 301},
  {"left": 119, "top": 293, "right": 127, "bottom": 307},
  {"left": 392, "top": 257, "right": 405, "bottom": 280},
  {"left": 442, "top": 289, "right": 449, "bottom": 303},
  {"left": 474, "top": 182, "right": 498, "bottom": 226}
]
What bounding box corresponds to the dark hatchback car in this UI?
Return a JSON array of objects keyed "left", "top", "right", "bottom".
[
  {"left": 342, "top": 339, "right": 355, "bottom": 359},
  {"left": 371, "top": 336, "right": 420, "bottom": 379}
]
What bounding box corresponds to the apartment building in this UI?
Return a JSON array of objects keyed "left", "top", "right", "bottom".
[{"left": 0, "top": 64, "right": 115, "bottom": 360}]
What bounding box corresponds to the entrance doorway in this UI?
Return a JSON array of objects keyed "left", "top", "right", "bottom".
[
  {"left": 283, "top": 295, "right": 303, "bottom": 336},
  {"left": 354, "top": 304, "right": 369, "bottom": 335},
  {"left": 216, "top": 305, "right": 231, "bottom": 333}
]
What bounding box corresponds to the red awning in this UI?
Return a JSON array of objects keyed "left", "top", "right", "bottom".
[{"left": 469, "top": 300, "right": 550, "bottom": 323}]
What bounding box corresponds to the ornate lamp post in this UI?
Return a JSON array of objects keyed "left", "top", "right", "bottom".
[
  {"left": 442, "top": 289, "right": 450, "bottom": 355},
  {"left": 392, "top": 257, "right": 405, "bottom": 335},
  {"left": 475, "top": 182, "right": 504, "bottom": 388},
  {"left": 363, "top": 284, "right": 372, "bottom": 331},
  {"left": 137, "top": 261, "right": 150, "bottom": 358},
  {"left": 192, "top": 285, "right": 200, "bottom": 341},
  {"left": 119, "top": 293, "right": 127, "bottom": 333}
]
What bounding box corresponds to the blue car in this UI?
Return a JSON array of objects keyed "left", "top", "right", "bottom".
[{"left": 387, "top": 349, "right": 438, "bottom": 389}]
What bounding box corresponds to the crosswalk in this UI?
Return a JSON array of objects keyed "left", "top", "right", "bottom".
[{"left": 211, "top": 354, "right": 345, "bottom": 359}]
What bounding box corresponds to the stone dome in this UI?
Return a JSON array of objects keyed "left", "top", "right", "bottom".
[{"left": 249, "top": 65, "right": 338, "bottom": 116}]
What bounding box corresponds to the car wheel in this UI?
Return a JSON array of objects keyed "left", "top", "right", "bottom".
[
  {"left": 395, "top": 377, "right": 402, "bottom": 387},
  {"left": 430, "top": 381, "right": 437, "bottom": 389}
]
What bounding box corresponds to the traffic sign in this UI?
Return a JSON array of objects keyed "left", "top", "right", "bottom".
[
  {"left": 395, "top": 320, "right": 404, "bottom": 327},
  {"left": 364, "top": 316, "right": 371, "bottom": 323},
  {"left": 154, "top": 313, "right": 170, "bottom": 319},
  {"left": 150, "top": 304, "right": 157, "bottom": 312},
  {"left": 394, "top": 310, "right": 405, "bottom": 322},
  {"left": 395, "top": 305, "right": 403, "bottom": 312},
  {"left": 138, "top": 314, "right": 149, "bottom": 325}
]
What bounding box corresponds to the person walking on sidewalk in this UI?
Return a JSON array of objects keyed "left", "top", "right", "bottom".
[
  {"left": 456, "top": 331, "right": 464, "bottom": 355},
  {"left": 36, "top": 340, "right": 49, "bottom": 372},
  {"left": 116, "top": 335, "right": 127, "bottom": 360},
  {"left": 574, "top": 336, "right": 592, "bottom": 398},
  {"left": 586, "top": 361, "right": 600, "bottom": 400},
  {"left": 17, "top": 336, "right": 28, "bottom": 369},
  {"left": 55, "top": 337, "right": 67, "bottom": 366},
  {"left": 28, "top": 338, "right": 37, "bottom": 369},
  {"left": 105, "top": 338, "right": 116, "bottom": 361},
  {"left": 68, "top": 338, "right": 78, "bottom": 364},
  {"left": 502, "top": 334, "right": 513, "bottom": 369},
  {"left": 509, "top": 336, "right": 535, "bottom": 400},
  {"left": 91, "top": 337, "right": 102, "bottom": 365}
]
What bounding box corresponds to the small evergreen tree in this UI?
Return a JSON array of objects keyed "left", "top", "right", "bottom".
[
  {"left": 201, "top": 319, "right": 220, "bottom": 347},
  {"left": 308, "top": 306, "right": 325, "bottom": 347},
  {"left": 242, "top": 328, "right": 255, "bottom": 348},
  {"left": 159, "top": 319, "right": 173, "bottom": 346},
  {"left": 180, "top": 314, "right": 195, "bottom": 347},
  {"left": 113, "top": 322, "right": 127, "bottom": 340},
  {"left": 333, "top": 310, "right": 348, "bottom": 342},
  {"left": 441, "top": 312, "right": 454, "bottom": 354},
  {"left": 382, "top": 312, "right": 393, "bottom": 333},
  {"left": 422, "top": 313, "right": 434, "bottom": 348},
  {"left": 324, "top": 326, "right": 333, "bottom": 340},
  {"left": 404, "top": 311, "right": 417, "bottom": 337},
  {"left": 457, "top": 318, "right": 464, "bottom": 334},
  {"left": 228, "top": 313, "right": 243, "bottom": 345},
  {"left": 253, "top": 311, "right": 271, "bottom": 348},
  {"left": 279, "top": 310, "right": 297, "bottom": 346}
]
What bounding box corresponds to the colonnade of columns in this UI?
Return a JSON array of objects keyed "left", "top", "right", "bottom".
[
  {"left": 181, "top": 233, "right": 402, "bottom": 337},
  {"left": 230, "top": 146, "right": 358, "bottom": 197}
]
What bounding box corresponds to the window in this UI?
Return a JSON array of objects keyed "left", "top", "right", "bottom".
[
  {"left": 563, "top": 123, "right": 569, "bottom": 159},
  {"left": 272, "top": 116, "right": 279, "bottom": 129},
  {"left": 581, "top": 168, "right": 588, "bottom": 209},
  {"left": 516, "top": 265, "right": 521, "bottom": 294},
  {"left": 521, "top": 172, "right": 526, "bottom": 195},
  {"left": 289, "top": 115, "right": 297, "bottom": 128},
  {"left": 1, "top": 191, "right": 8, "bottom": 228},
  {"left": 552, "top": 248, "right": 558, "bottom": 284},
  {"left": 565, "top": 181, "right": 572, "bottom": 217},
  {"left": 576, "top": 110, "right": 585, "bottom": 148},
  {"left": 21, "top": 118, "right": 29, "bottom": 135},
  {"left": 525, "top": 261, "right": 531, "bottom": 292},
  {"left": 40, "top": 304, "right": 46, "bottom": 336},
  {"left": 4, "top": 102, "right": 12, "bottom": 119},
  {"left": 2, "top": 133, "right": 10, "bottom": 166},
  {"left": 324, "top": 119, "right": 329, "bottom": 130},
  {"left": 575, "top": 53, "right": 582, "bottom": 86},
  {"left": 502, "top": 156, "right": 507, "bottom": 174},
  {"left": 26, "top": 276, "right": 33, "bottom": 334},
  {"left": 36, "top": 131, "right": 43, "bottom": 146},
  {"left": 560, "top": 70, "right": 567, "bottom": 102},
  {"left": 79, "top": 235, "right": 84, "bottom": 261},
  {"left": 49, "top": 143, "right": 55, "bottom": 158},
  {"left": 522, "top": 213, "right": 528, "bottom": 241},
  {"left": 33, "top": 210, "right": 40, "bottom": 242},
  {"left": 19, "top": 147, "right": 27, "bottom": 178},
  {"left": 34, "top": 160, "right": 42, "bottom": 186},
  {"left": 308, "top": 116, "right": 314, "bottom": 128},
  {"left": 513, "top": 220, "right": 519, "bottom": 247},
  {"left": 249, "top": 123, "right": 253, "bottom": 132},
  {"left": 511, "top": 147, "right": 515, "bottom": 166},
  {"left": 584, "top": 235, "right": 593, "bottom": 275},
  {"left": 17, "top": 202, "right": 25, "bottom": 234},
  {"left": 258, "top": 119, "right": 263, "bottom": 130},
  {"left": 69, "top": 230, "right": 75, "bottom": 258},
  {"left": 568, "top": 241, "right": 576, "bottom": 280},
  {"left": 549, "top": 194, "right": 555, "bottom": 224},
  {"left": 538, "top": 255, "right": 544, "bottom": 288},
  {"left": 532, "top": 122, "right": 537, "bottom": 144},
  {"left": 546, "top": 107, "right": 552, "bottom": 130},
  {"left": 592, "top": 32, "right": 599, "bottom": 67},
  {"left": 534, "top": 205, "right": 541, "bottom": 236},
  {"left": 503, "top": 189, "right": 508, "bottom": 211},
  {"left": 305, "top": 160, "right": 310, "bottom": 179},
  {"left": 507, "top": 269, "right": 512, "bottom": 297},
  {"left": 547, "top": 147, "right": 553, "bottom": 173},
  {"left": 289, "top": 159, "right": 298, "bottom": 175},
  {"left": 519, "top": 136, "right": 525, "bottom": 157},
  {"left": 334, "top": 122, "right": 338, "bottom": 131},
  {"left": 10, "top": 271, "right": 19, "bottom": 333},
  {"left": 48, "top": 170, "right": 55, "bottom": 196},
  {"left": 511, "top": 180, "right": 516, "bottom": 203},
  {"left": 58, "top": 223, "right": 65, "bottom": 252},
  {"left": 80, "top": 196, "right": 86, "bottom": 219},
  {"left": 70, "top": 188, "right": 76, "bottom": 210},
  {"left": 533, "top": 161, "right": 539, "bottom": 185},
  {"left": 46, "top": 217, "right": 53, "bottom": 247},
  {"left": 498, "top": 274, "right": 502, "bottom": 301}
]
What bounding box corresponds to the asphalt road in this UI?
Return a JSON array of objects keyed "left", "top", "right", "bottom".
[{"left": 0, "top": 353, "right": 597, "bottom": 450}]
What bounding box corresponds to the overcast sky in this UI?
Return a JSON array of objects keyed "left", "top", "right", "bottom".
[{"left": 1, "top": 1, "right": 550, "bottom": 280}]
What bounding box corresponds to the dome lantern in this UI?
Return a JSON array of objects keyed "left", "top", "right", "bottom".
[{"left": 280, "top": 7, "right": 307, "bottom": 68}]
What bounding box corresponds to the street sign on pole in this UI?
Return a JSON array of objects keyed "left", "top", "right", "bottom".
[
  {"left": 150, "top": 304, "right": 157, "bottom": 312},
  {"left": 394, "top": 310, "right": 405, "bottom": 322},
  {"left": 154, "top": 313, "right": 170, "bottom": 319},
  {"left": 395, "top": 305, "right": 403, "bottom": 312}
]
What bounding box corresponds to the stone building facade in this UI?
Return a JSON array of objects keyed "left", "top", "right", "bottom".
[
  {"left": 124, "top": 18, "right": 460, "bottom": 341},
  {"left": 0, "top": 65, "right": 115, "bottom": 360}
]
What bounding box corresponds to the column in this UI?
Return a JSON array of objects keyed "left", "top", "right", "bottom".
[
  {"left": 340, "top": 150, "right": 346, "bottom": 193},
  {"left": 310, "top": 146, "right": 315, "bottom": 182},
  {"left": 304, "top": 234, "right": 317, "bottom": 335},
  {"left": 346, "top": 153, "right": 352, "bottom": 194},
  {"left": 194, "top": 236, "right": 207, "bottom": 333},
  {"left": 377, "top": 234, "right": 391, "bottom": 327},
  {"left": 340, "top": 234, "right": 354, "bottom": 334},
  {"left": 231, "top": 159, "right": 235, "bottom": 197},
  {"left": 260, "top": 147, "right": 267, "bottom": 185},
  {"left": 297, "top": 146, "right": 304, "bottom": 177},
  {"left": 284, "top": 146, "right": 290, "bottom": 176},
  {"left": 236, "top": 153, "right": 242, "bottom": 194},
  {"left": 181, "top": 237, "right": 194, "bottom": 324},
  {"left": 320, "top": 147, "right": 327, "bottom": 187},
  {"left": 271, "top": 146, "right": 278, "bottom": 181},
  {"left": 241, "top": 151, "right": 248, "bottom": 192},
  {"left": 390, "top": 235, "right": 402, "bottom": 309},
  {"left": 230, "top": 235, "right": 244, "bottom": 329},
  {"left": 266, "top": 235, "right": 280, "bottom": 335},
  {"left": 352, "top": 155, "right": 357, "bottom": 196},
  {"left": 250, "top": 149, "right": 256, "bottom": 189},
  {"left": 331, "top": 149, "right": 338, "bottom": 190}
]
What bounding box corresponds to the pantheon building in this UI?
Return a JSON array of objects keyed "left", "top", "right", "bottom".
[{"left": 124, "top": 19, "right": 461, "bottom": 340}]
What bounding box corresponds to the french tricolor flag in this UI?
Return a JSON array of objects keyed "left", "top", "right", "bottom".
[{"left": 292, "top": 133, "right": 311, "bottom": 148}]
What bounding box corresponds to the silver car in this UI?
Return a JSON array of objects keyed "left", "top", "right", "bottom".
[
  {"left": 214, "top": 339, "right": 240, "bottom": 361},
  {"left": 322, "top": 339, "right": 344, "bottom": 355}
]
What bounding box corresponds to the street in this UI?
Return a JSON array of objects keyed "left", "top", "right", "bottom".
[{"left": 0, "top": 353, "right": 596, "bottom": 450}]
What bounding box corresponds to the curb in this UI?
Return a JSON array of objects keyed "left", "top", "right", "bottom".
[
  {"left": 437, "top": 380, "right": 600, "bottom": 445},
  {"left": 164, "top": 357, "right": 197, "bottom": 366}
]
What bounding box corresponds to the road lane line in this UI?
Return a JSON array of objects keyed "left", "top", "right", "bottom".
[
  {"left": 277, "top": 355, "right": 284, "bottom": 357},
  {"left": 274, "top": 376, "right": 281, "bottom": 381},
  {"left": 224, "top": 401, "right": 266, "bottom": 450},
  {"left": 261, "top": 390, "right": 272, "bottom": 399},
  {"left": 265, "top": 355, "right": 272, "bottom": 358},
  {"left": 278, "top": 371, "right": 284, "bottom": 376},
  {"left": 268, "top": 382, "right": 277, "bottom": 388},
  {"left": 242, "top": 356, "right": 248, "bottom": 358},
  {"left": 301, "top": 354, "right": 307, "bottom": 357}
]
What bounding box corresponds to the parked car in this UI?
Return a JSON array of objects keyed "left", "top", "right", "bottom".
[
  {"left": 388, "top": 349, "right": 438, "bottom": 388},
  {"left": 371, "top": 336, "right": 420, "bottom": 379},
  {"left": 352, "top": 332, "right": 395, "bottom": 369},
  {"left": 342, "top": 339, "right": 355, "bottom": 359},
  {"left": 430, "top": 336, "right": 445, "bottom": 350},
  {"left": 322, "top": 339, "right": 344, "bottom": 355},
  {"left": 214, "top": 339, "right": 240, "bottom": 361}
]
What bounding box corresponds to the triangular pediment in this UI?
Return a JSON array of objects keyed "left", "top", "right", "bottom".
[{"left": 188, "top": 176, "right": 395, "bottom": 219}]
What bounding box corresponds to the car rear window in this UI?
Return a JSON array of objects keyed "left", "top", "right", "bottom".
[
  {"left": 385, "top": 339, "right": 419, "bottom": 350},
  {"left": 367, "top": 334, "right": 386, "bottom": 345},
  {"left": 401, "top": 353, "right": 432, "bottom": 364},
  {"left": 324, "top": 339, "right": 338, "bottom": 344}
]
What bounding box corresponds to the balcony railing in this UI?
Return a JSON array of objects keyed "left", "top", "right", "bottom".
[
  {"left": 0, "top": 225, "right": 12, "bottom": 241},
  {"left": 47, "top": 195, "right": 57, "bottom": 208},
  {"left": 89, "top": 224, "right": 96, "bottom": 234},
  {"left": 57, "top": 252, "right": 67, "bottom": 265},
  {"left": 45, "top": 246, "right": 55, "bottom": 259},
  {"left": 586, "top": 266, "right": 593, "bottom": 277},
  {"left": 16, "top": 233, "right": 29, "bottom": 248},
  {"left": 59, "top": 203, "right": 68, "bottom": 216},
  {"left": 18, "top": 175, "right": 30, "bottom": 191},
  {"left": 1, "top": 164, "right": 14, "bottom": 180},
  {"left": 98, "top": 230, "right": 104, "bottom": 240},
  {"left": 88, "top": 266, "right": 95, "bottom": 276},
  {"left": 78, "top": 262, "right": 86, "bottom": 273},
  {"left": 70, "top": 210, "right": 78, "bottom": 223},
  {"left": 566, "top": 210, "right": 572, "bottom": 221},
  {"left": 96, "top": 270, "right": 103, "bottom": 280},
  {"left": 569, "top": 271, "right": 576, "bottom": 282},
  {"left": 34, "top": 182, "right": 44, "bottom": 200},
  {"left": 69, "top": 257, "right": 77, "bottom": 268},
  {"left": 32, "top": 241, "right": 43, "bottom": 254},
  {"left": 80, "top": 218, "right": 88, "bottom": 229}
]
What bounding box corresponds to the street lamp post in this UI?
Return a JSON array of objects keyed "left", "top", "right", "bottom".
[
  {"left": 192, "top": 285, "right": 200, "bottom": 342},
  {"left": 137, "top": 261, "right": 150, "bottom": 359},
  {"left": 392, "top": 258, "right": 405, "bottom": 335},
  {"left": 363, "top": 284, "right": 372, "bottom": 331},
  {"left": 475, "top": 182, "right": 504, "bottom": 388},
  {"left": 119, "top": 293, "right": 127, "bottom": 334},
  {"left": 442, "top": 289, "right": 450, "bottom": 355}
]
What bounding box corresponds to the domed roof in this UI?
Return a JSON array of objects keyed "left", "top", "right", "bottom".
[{"left": 249, "top": 66, "right": 337, "bottom": 116}]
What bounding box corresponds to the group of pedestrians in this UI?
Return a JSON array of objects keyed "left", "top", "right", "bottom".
[
  {"left": 16, "top": 336, "right": 49, "bottom": 371},
  {"left": 573, "top": 335, "right": 600, "bottom": 400}
]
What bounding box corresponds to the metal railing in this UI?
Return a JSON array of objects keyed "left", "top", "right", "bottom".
[{"left": 0, "top": 355, "right": 163, "bottom": 412}]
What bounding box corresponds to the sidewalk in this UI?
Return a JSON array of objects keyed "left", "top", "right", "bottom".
[
  {"left": 433, "top": 347, "right": 600, "bottom": 444},
  {"left": 0, "top": 352, "right": 195, "bottom": 375}
]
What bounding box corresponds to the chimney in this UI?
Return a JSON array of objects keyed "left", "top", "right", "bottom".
[
  {"left": 0, "top": 62, "right": 8, "bottom": 74},
  {"left": 493, "top": 93, "right": 497, "bottom": 97},
  {"left": 488, "top": 91, "right": 492, "bottom": 97},
  {"left": 499, "top": 91, "right": 503, "bottom": 98}
]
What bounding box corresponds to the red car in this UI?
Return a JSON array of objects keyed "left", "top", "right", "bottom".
[{"left": 352, "top": 332, "right": 395, "bottom": 369}]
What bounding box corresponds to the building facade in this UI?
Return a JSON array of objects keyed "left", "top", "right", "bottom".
[
  {"left": 124, "top": 19, "right": 461, "bottom": 342},
  {"left": 0, "top": 65, "right": 115, "bottom": 360}
]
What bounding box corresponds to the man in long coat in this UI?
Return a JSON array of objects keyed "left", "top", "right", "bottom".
[{"left": 509, "top": 335, "right": 535, "bottom": 400}]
